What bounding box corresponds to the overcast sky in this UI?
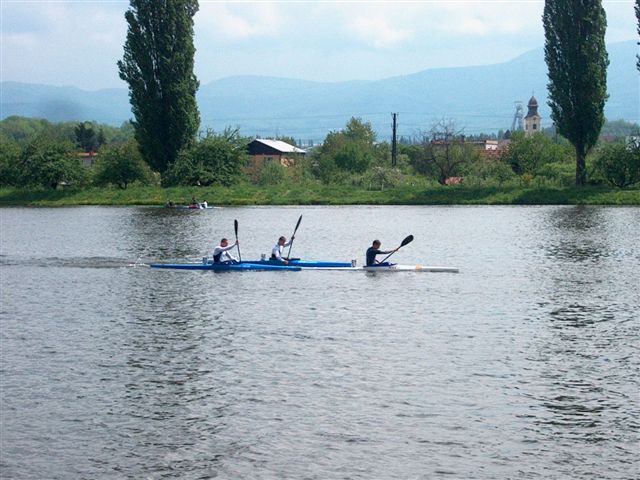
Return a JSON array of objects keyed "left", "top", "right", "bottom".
[{"left": 1, "top": 0, "right": 637, "bottom": 90}]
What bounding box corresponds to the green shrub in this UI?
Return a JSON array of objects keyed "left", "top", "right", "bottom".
[
  {"left": 258, "top": 161, "right": 286, "bottom": 185},
  {"left": 592, "top": 142, "right": 640, "bottom": 188},
  {"left": 536, "top": 161, "right": 575, "bottom": 186},
  {"left": 163, "top": 128, "right": 248, "bottom": 187},
  {"left": 18, "top": 136, "right": 87, "bottom": 189},
  {"left": 93, "top": 141, "right": 153, "bottom": 189}
]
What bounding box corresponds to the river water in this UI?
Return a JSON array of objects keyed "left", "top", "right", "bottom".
[{"left": 1, "top": 205, "right": 638, "bottom": 479}]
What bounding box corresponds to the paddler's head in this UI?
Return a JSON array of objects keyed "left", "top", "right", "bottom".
[
  {"left": 278, "top": 236, "right": 287, "bottom": 245},
  {"left": 220, "top": 238, "right": 229, "bottom": 247},
  {"left": 372, "top": 240, "right": 381, "bottom": 248}
]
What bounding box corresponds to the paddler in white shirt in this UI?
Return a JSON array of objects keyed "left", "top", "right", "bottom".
[
  {"left": 213, "top": 238, "right": 239, "bottom": 264},
  {"left": 270, "top": 235, "right": 295, "bottom": 264}
]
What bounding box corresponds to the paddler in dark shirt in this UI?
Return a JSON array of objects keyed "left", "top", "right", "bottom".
[{"left": 366, "top": 239, "right": 398, "bottom": 266}]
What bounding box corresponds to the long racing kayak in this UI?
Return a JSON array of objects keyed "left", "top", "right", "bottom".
[{"left": 150, "top": 262, "right": 301, "bottom": 271}]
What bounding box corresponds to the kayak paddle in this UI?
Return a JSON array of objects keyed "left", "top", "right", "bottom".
[
  {"left": 234, "top": 219, "right": 242, "bottom": 263},
  {"left": 286, "top": 214, "right": 303, "bottom": 259},
  {"left": 380, "top": 235, "right": 414, "bottom": 263}
]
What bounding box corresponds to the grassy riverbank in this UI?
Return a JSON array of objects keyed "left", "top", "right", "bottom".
[{"left": 1, "top": 184, "right": 639, "bottom": 206}]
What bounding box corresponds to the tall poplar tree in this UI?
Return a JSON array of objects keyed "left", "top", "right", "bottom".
[
  {"left": 543, "top": 0, "right": 609, "bottom": 186},
  {"left": 118, "top": 0, "right": 200, "bottom": 173},
  {"left": 636, "top": 0, "right": 640, "bottom": 71}
]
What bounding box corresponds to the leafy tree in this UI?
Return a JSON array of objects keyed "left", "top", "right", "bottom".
[
  {"left": 334, "top": 142, "right": 372, "bottom": 173},
  {"left": 592, "top": 141, "right": 640, "bottom": 188},
  {"left": 636, "top": 0, "right": 640, "bottom": 71},
  {"left": 0, "top": 134, "right": 21, "bottom": 186},
  {"left": 313, "top": 118, "right": 378, "bottom": 177},
  {"left": 93, "top": 141, "right": 152, "bottom": 189},
  {"left": 18, "top": 137, "right": 86, "bottom": 189},
  {"left": 344, "top": 117, "right": 377, "bottom": 145},
  {"left": 314, "top": 151, "right": 339, "bottom": 184},
  {"left": 118, "top": 0, "right": 200, "bottom": 174},
  {"left": 97, "top": 128, "right": 107, "bottom": 148},
  {"left": 543, "top": 0, "right": 609, "bottom": 186},
  {"left": 419, "top": 119, "right": 477, "bottom": 185},
  {"left": 75, "top": 122, "right": 98, "bottom": 152},
  {"left": 502, "top": 131, "right": 573, "bottom": 176},
  {"left": 163, "top": 129, "right": 248, "bottom": 187}
]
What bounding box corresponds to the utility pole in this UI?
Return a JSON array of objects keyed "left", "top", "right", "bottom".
[{"left": 391, "top": 112, "right": 398, "bottom": 167}]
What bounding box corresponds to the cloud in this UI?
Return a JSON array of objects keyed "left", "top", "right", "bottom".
[
  {"left": 351, "top": 16, "right": 413, "bottom": 48},
  {"left": 197, "top": 3, "right": 285, "bottom": 41},
  {"left": 3, "top": 32, "right": 38, "bottom": 49}
]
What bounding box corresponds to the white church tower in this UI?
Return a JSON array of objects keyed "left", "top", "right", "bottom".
[{"left": 524, "top": 95, "right": 541, "bottom": 136}]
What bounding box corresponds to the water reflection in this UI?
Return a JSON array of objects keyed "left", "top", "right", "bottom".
[
  {"left": 544, "top": 206, "right": 608, "bottom": 262},
  {"left": 525, "top": 207, "right": 639, "bottom": 462},
  {"left": 123, "top": 207, "right": 221, "bottom": 261},
  {"left": 99, "top": 271, "right": 235, "bottom": 476}
]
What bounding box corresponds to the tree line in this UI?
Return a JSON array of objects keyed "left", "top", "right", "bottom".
[{"left": 1, "top": 115, "right": 638, "bottom": 191}]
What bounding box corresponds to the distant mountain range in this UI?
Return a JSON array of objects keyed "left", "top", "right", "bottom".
[{"left": 1, "top": 41, "right": 637, "bottom": 143}]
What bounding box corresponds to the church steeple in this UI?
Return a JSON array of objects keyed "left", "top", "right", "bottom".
[{"left": 524, "top": 95, "right": 541, "bottom": 136}]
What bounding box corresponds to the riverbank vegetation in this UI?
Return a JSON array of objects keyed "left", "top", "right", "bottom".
[
  {"left": 1, "top": 183, "right": 638, "bottom": 207},
  {"left": 1, "top": 116, "right": 638, "bottom": 206}
]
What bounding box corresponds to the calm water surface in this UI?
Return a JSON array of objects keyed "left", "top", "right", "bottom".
[{"left": 1, "top": 205, "right": 638, "bottom": 479}]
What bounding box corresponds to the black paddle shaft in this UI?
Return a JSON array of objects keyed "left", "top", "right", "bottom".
[
  {"left": 380, "top": 235, "right": 414, "bottom": 263},
  {"left": 234, "top": 219, "right": 242, "bottom": 262},
  {"left": 287, "top": 215, "right": 303, "bottom": 259}
]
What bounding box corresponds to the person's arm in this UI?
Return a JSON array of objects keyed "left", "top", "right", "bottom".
[{"left": 221, "top": 243, "right": 236, "bottom": 252}]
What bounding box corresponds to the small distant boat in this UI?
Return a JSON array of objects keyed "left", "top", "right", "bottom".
[{"left": 164, "top": 201, "right": 217, "bottom": 210}]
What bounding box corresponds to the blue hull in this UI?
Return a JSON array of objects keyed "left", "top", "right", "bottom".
[
  {"left": 244, "top": 259, "right": 352, "bottom": 268},
  {"left": 150, "top": 262, "right": 301, "bottom": 271}
]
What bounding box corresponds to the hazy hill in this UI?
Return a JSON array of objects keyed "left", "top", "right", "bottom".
[{"left": 1, "top": 41, "right": 637, "bottom": 143}]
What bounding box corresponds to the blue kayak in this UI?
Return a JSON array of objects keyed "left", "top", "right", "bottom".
[
  {"left": 150, "top": 262, "right": 301, "bottom": 271},
  {"left": 244, "top": 259, "right": 352, "bottom": 268}
]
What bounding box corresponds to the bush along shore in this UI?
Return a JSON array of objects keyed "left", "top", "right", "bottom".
[{"left": 1, "top": 184, "right": 639, "bottom": 207}]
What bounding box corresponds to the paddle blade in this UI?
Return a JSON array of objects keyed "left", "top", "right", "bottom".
[
  {"left": 294, "top": 214, "right": 303, "bottom": 233},
  {"left": 400, "top": 235, "right": 414, "bottom": 248},
  {"left": 234, "top": 219, "right": 239, "bottom": 237}
]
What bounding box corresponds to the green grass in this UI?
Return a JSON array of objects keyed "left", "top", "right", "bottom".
[{"left": 1, "top": 183, "right": 638, "bottom": 206}]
